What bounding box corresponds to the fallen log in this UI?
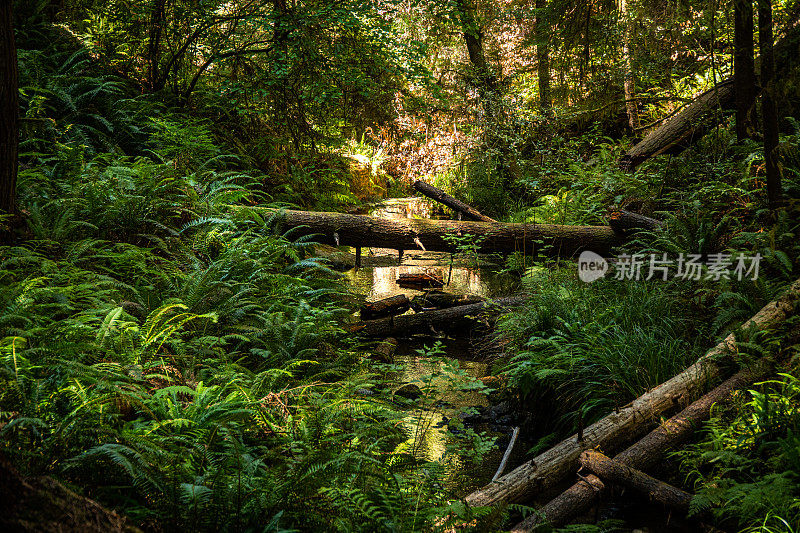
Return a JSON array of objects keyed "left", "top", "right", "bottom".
[
  {"left": 413, "top": 180, "right": 497, "bottom": 223},
  {"left": 620, "top": 22, "right": 800, "bottom": 171},
  {"left": 607, "top": 210, "right": 665, "bottom": 237},
  {"left": 397, "top": 272, "right": 444, "bottom": 290},
  {"left": 354, "top": 296, "right": 528, "bottom": 337},
  {"left": 360, "top": 295, "right": 410, "bottom": 320},
  {"left": 619, "top": 79, "right": 735, "bottom": 172},
  {"left": 580, "top": 451, "right": 692, "bottom": 512},
  {"left": 410, "top": 291, "right": 485, "bottom": 311},
  {"left": 493, "top": 427, "right": 521, "bottom": 482},
  {"left": 513, "top": 365, "right": 766, "bottom": 531},
  {"left": 465, "top": 277, "right": 800, "bottom": 509},
  {"left": 256, "top": 208, "right": 622, "bottom": 258}
]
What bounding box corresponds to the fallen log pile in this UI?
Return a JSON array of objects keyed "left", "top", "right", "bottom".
[
  {"left": 465, "top": 277, "right": 800, "bottom": 510},
  {"left": 511, "top": 365, "right": 768, "bottom": 531},
  {"left": 360, "top": 295, "right": 410, "bottom": 320}
]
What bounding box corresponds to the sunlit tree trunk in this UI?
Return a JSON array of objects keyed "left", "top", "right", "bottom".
[
  {"left": 0, "top": 0, "right": 19, "bottom": 218},
  {"left": 456, "top": 0, "right": 496, "bottom": 119},
  {"left": 535, "top": 0, "right": 551, "bottom": 111},
  {"left": 734, "top": 0, "right": 756, "bottom": 141},
  {"left": 758, "top": 0, "right": 781, "bottom": 208},
  {"left": 619, "top": 0, "right": 638, "bottom": 130}
]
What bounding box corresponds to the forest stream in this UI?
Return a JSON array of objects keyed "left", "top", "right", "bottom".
[{"left": 345, "top": 197, "right": 528, "bottom": 495}]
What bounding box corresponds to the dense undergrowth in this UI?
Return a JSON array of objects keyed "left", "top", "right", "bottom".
[
  {"left": 4, "top": 3, "right": 800, "bottom": 532},
  {"left": 1, "top": 21, "right": 496, "bottom": 533}
]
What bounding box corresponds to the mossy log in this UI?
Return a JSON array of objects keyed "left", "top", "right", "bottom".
[
  {"left": 412, "top": 180, "right": 497, "bottom": 222},
  {"left": 465, "top": 277, "right": 800, "bottom": 509},
  {"left": 261, "top": 208, "right": 622, "bottom": 258}
]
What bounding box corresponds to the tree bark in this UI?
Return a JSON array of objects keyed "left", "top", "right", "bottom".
[
  {"left": 260, "top": 208, "right": 623, "bottom": 258},
  {"left": 410, "top": 291, "right": 484, "bottom": 312},
  {"left": 759, "top": 0, "right": 781, "bottom": 208},
  {"left": 360, "top": 295, "right": 410, "bottom": 320},
  {"left": 620, "top": 20, "right": 800, "bottom": 171},
  {"left": 734, "top": 0, "right": 757, "bottom": 141},
  {"left": 413, "top": 180, "right": 497, "bottom": 223},
  {"left": 512, "top": 366, "right": 765, "bottom": 531},
  {"left": 465, "top": 277, "right": 800, "bottom": 509},
  {"left": 619, "top": 80, "right": 735, "bottom": 171},
  {"left": 580, "top": 451, "right": 692, "bottom": 512},
  {"left": 0, "top": 0, "right": 19, "bottom": 218},
  {"left": 353, "top": 296, "right": 528, "bottom": 337},
  {"left": 147, "top": 0, "right": 166, "bottom": 91},
  {"left": 606, "top": 210, "right": 665, "bottom": 237}
]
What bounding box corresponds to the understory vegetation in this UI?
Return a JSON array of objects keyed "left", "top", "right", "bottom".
[{"left": 2, "top": 0, "right": 800, "bottom": 531}]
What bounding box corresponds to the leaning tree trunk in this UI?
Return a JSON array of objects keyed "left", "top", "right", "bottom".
[
  {"left": 465, "top": 277, "right": 800, "bottom": 508},
  {"left": 620, "top": 20, "right": 800, "bottom": 171},
  {"left": 0, "top": 0, "right": 19, "bottom": 218},
  {"left": 254, "top": 207, "right": 623, "bottom": 258},
  {"left": 734, "top": 0, "right": 757, "bottom": 141},
  {"left": 413, "top": 180, "right": 497, "bottom": 222},
  {"left": 759, "top": 0, "right": 781, "bottom": 208}
]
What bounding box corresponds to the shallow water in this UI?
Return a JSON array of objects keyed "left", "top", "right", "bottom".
[{"left": 344, "top": 197, "right": 525, "bottom": 495}]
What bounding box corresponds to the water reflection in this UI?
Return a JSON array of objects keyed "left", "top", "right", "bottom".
[{"left": 348, "top": 263, "right": 488, "bottom": 302}]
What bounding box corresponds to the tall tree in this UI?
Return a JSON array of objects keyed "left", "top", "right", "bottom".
[
  {"left": 734, "top": 0, "right": 756, "bottom": 141},
  {"left": 534, "top": 0, "right": 551, "bottom": 111},
  {"left": 619, "top": 0, "right": 638, "bottom": 130},
  {"left": 0, "top": 0, "right": 19, "bottom": 217},
  {"left": 758, "top": 0, "right": 781, "bottom": 207}
]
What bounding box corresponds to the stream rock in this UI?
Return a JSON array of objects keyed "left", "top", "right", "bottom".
[{"left": 395, "top": 383, "right": 423, "bottom": 400}]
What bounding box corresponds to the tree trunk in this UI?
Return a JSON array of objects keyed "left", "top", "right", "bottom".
[
  {"left": 260, "top": 208, "right": 623, "bottom": 258},
  {"left": 353, "top": 296, "right": 528, "bottom": 337},
  {"left": 759, "top": 0, "right": 781, "bottom": 208},
  {"left": 619, "top": 0, "right": 639, "bottom": 130},
  {"left": 410, "top": 291, "right": 484, "bottom": 312},
  {"left": 619, "top": 20, "right": 800, "bottom": 171},
  {"left": 147, "top": 0, "right": 166, "bottom": 91},
  {"left": 413, "top": 180, "right": 497, "bottom": 223},
  {"left": 360, "top": 295, "right": 410, "bottom": 320},
  {"left": 619, "top": 80, "right": 735, "bottom": 171},
  {"left": 465, "top": 277, "right": 800, "bottom": 509},
  {"left": 606, "top": 210, "right": 665, "bottom": 237},
  {"left": 535, "top": 0, "right": 551, "bottom": 111},
  {"left": 734, "top": 0, "right": 757, "bottom": 141},
  {"left": 579, "top": 451, "right": 692, "bottom": 512},
  {"left": 0, "top": 0, "right": 19, "bottom": 218},
  {"left": 512, "top": 366, "right": 765, "bottom": 531}
]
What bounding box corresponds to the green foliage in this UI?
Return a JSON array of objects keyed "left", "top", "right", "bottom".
[
  {"left": 498, "top": 266, "right": 707, "bottom": 432},
  {"left": 677, "top": 369, "right": 800, "bottom": 531}
]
